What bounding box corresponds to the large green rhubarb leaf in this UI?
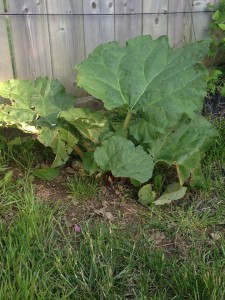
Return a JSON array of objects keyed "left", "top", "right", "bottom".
[
  {"left": 76, "top": 35, "right": 209, "bottom": 115},
  {"left": 94, "top": 136, "right": 154, "bottom": 183},
  {"left": 146, "top": 116, "right": 218, "bottom": 185},
  {"left": 0, "top": 78, "right": 75, "bottom": 128},
  {"left": 60, "top": 108, "right": 107, "bottom": 142}
]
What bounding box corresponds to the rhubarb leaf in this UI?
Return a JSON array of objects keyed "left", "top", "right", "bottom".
[
  {"left": 0, "top": 78, "right": 80, "bottom": 167},
  {"left": 146, "top": 116, "right": 218, "bottom": 185},
  {"left": 94, "top": 136, "right": 154, "bottom": 183},
  {"left": 37, "top": 126, "right": 79, "bottom": 167},
  {"left": 0, "top": 78, "right": 75, "bottom": 127},
  {"left": 138, "top": 184, "right": 156, "bottom": 205},
  {"left": 76, "top": 35, "right": 209, "bottom": 116},
  {"left": 82, "top": 152, "right": 99, "bottom": 174},
  {"left": 33, "top": 167, "right": 60, "bottom": 181},
  {"left": 154, "top": 182, "right": 187, "bottom": 205},
  {"left": 130, "top": 105, "right": 183, "bottom": 143}
]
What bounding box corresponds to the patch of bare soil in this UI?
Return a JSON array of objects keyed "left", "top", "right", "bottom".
[{"left": 33, "top": 168, "right": 147, "bottom": 227}]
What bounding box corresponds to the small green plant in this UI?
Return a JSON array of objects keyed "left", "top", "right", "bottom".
[
  {"left": 0, "top": 35, "right": 218, "bottom": 204},
  {"left": 67, "top": 176, "right": 98, "bottom": 200},
  {"left": 208, "top": 0, "right": 225, "bottom": 58},
  {"left": 207, "top": 0, "right": 225, "bottom": 95}
]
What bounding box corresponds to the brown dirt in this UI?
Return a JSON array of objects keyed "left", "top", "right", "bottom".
[{"left": 32, "top": 168, "right": 147, "bottom": 228}]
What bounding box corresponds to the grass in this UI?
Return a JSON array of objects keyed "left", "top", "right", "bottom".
[
  {"left": 0, "top": 183, "right": 224, "bottom": 299},
  {"left": 0, "top": 119, "right": 224, "bottom": 299},
  {"left": 67, "top": 176, "right": 98, "bottom": 201}
]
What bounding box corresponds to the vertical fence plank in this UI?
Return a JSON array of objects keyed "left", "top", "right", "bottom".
[
  {"left": 0, "top": 0, "right": 13, "bottom": 81},
  {"left": 8, "top": 0, "right": 52, "bottom": 79},
  {"left": 46, "top": 0, "right": 85, "bottom": 95},
  {"left": 168, "top": 0, "right": 195, "bottom": 47},
  {"left": 115, "top": 0, "right": 142, "bottom": 46},
  {"left": 191, "top": 0, "right": 215, "bottom": 41},
  {"left": 83, "top": 0, "right": 114, "bottom": 55},
  {"left": 143, "top": 0, "right": 168, "bottom": 39}
]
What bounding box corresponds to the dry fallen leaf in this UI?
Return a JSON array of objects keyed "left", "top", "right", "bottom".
[
  {"left": 104, "top": 212, "right": 115, "bottom": 221},
  {"left": 94, "top": 208, "right": 115, "bottom": 221},
  {"left": 151, "top": 231, "right": 166, "bottom": 245},
  {"left": 65, "top": 167, "right": 76, "bottom": 174},
  {"left": 210, "top": 232, "right": 222, "bottom": 240}
]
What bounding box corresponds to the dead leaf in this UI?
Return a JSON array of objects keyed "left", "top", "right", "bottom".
[
  {"left": 151, "top": 231, "right": 166, "bottom": 245},
  {"left": 72, "top": 200, "right": 79, "bottom": 206},
  {"left": 102, "top": 200, "right": 108, "bottom": 207},
  {"left": 104, "top": 211, "right": 115, "bottom": 221},
  {"left": 94, "top": 208, "right": 104, "bottom": 216},
  {"left": 210, "top": 232, "right": 222, "bottom": 240},
  {"left": 94, "top": 208, "right": 115, "bottom": 221},
  {"left": 65, "top": 167, "right": 76, "bottom": 174}
]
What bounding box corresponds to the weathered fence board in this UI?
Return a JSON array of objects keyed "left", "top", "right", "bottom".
[
  {"left": 143, "top": 0, "right": 168, "bottom": 39},
  {"left": 8, "top": 0, "right": 52, "bottom": 79},
  {"left": 191, "top": 0, "right": 215, "bottom": 41},
  {"left": 83, "top": 0, "right": 114, "bottom": 55},
  {"left": 0, "top": 0, "right": 13, "bottom": 81},
  {"left": 115, "top": 0, "right": 142, "bottom": 46},
  {"left": 47, "top": 0, "right": 85, "bottom": 95},
  {"left": 168, "top": 0, "right": 193, "bottom": 47}
]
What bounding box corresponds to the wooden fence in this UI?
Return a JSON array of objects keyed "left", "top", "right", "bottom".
[{"left": 0, "top": 0, "right": 219, "bottom": 95}]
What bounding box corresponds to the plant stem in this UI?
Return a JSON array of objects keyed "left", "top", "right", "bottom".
[
  {"left": 123, "top": 111, "right": 132, "bottom": 129},
  {"left": 73, "top": 144, "right": 84, "bottom": 159}
]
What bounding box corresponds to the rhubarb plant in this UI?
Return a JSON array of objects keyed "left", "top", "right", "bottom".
[
  {"left": 75, "top": 35, "right": 218, "bottom": 202},
  {"left": 0, "top": 35, "right": 218, "bottom": 204}
]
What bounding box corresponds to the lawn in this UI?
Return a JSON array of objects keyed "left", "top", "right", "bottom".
[{"left": 0, "top": 116, "right": 224, "bottom": 300}]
